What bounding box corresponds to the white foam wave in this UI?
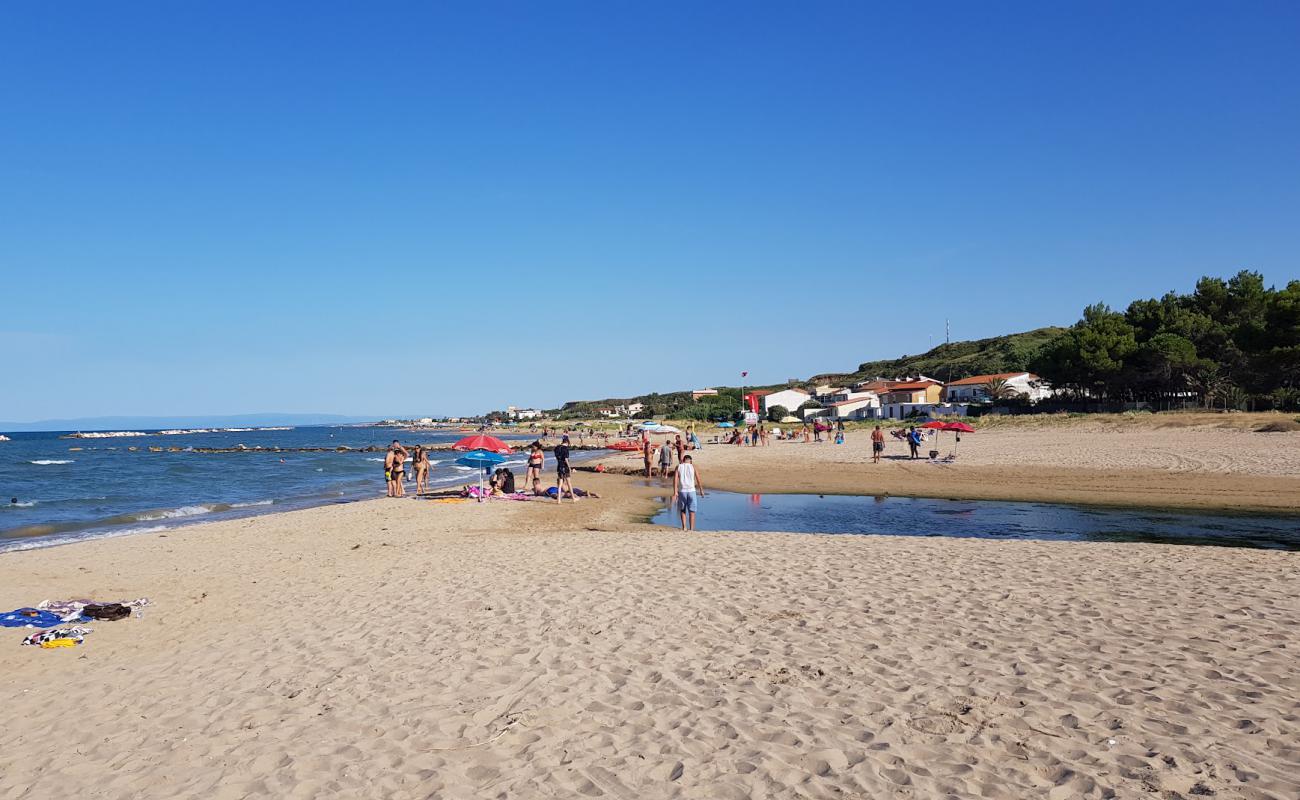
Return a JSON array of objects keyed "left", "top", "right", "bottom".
[
  {"left": 365, "top": 457, "right": 385, "bottom": 462},
  {"left": 30, "top": 459, "right": 75, "bottom": 465},
  {"left": 134, "top": 504, "right": 214, "bottom": 521},
  {"left": 231, "top": 500, "right": 274, "bottom": 508},
  {"left": 0, "top": 524, "right": 171, "bottom": 554}
]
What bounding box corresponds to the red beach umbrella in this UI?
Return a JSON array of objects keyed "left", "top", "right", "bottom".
[
  {"left": 940, "top": 421, "right": 974, "bottom": 455},
  {"left": 451, "top": 434, "right": 513, "bottom": 454},
  {"left": 919, "top": 421, "right": 947, "bottom": 429}
]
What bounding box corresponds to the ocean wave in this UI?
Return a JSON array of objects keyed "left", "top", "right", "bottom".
[
  {"left": 0, "top": 524, "right": 170, "bottom": 554},
  {"left": 365, "top": 457, "right": 385, "bottom": 462},
  {"left": 133, "top": 504, "right": 216, "bottom": 521},
  {"left": 30, "top": 459, "right": 75, "bottom": 465},
  {"left": 258, "top": 426, "right": 294, "bottom": 431},
  {"left": 231, "top": 499, "right": 274, "bottom": 508}
]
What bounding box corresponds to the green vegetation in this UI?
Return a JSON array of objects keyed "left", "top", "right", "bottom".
[
  {"left": 1032, "top": 271, "right": 1300, "bottom": 410},
  {"left": 808, "top": 327, "right": 1067, "bottom": 386}
]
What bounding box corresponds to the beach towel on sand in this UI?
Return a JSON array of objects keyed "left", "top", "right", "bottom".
[
  {"left": 0, "top": 608, "right": 64, "bottom": 628},
  {"left": 22, "top": 627, "right": 93, "bottom": 647}
]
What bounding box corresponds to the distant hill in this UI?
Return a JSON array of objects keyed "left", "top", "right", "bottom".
[
  {"left": 810, "top": 327, "right": 1067, "bottom": 386},
  {"left": 553, "top": 327, "right": 1066, "bottom": 419}
]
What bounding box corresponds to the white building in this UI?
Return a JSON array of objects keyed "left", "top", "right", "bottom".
[
  {"left": 943, "top": 372, "right": 1052, "bottom": 403},
  {"left": 515, "top": 408, "right": 544, "bottom": 420},
  {"left": 829, "top": 397, "right": 880, "bottom": 420},
  {"left": 760, "top": 388, "right": 812, "bottom": 416},
  {"left": 691, "top": 389, "right": 719, "bottom": 400}
]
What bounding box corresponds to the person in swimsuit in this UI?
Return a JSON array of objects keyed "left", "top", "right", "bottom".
[
  {"left": 387, "top": 440, "right": 409, "bottom": 497},
  {"left": 674, "top": 435, "right": 685, "bottom": 463},
  {"left": 657, "top": 439, "right": 673, "bottom": 477},
  {"left": 413, "top": 446, "right": 431, "bottom": 494},
  {"left": 642, "top": 434, "right": 653, "bottom": 477},
  {"left": 525, "top": 443, "right": 544, "bottom": 487},
  {"left": 871, "top": 425, "right": 885, "bottom": 463}
]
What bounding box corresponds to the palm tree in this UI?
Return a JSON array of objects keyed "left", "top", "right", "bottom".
[
  {"left": 1183, "top": 365, "right": 1224, "bottom": 409},
  {"left": 983, "top": 377, "right": 1012, "bottom": 400}
]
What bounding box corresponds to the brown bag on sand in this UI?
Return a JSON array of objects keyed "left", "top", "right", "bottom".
[{"left": 83, "top": 603, "right": 132, "bottom": 621}]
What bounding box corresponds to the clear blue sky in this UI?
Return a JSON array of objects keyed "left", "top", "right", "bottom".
[{"left": 3, "top": 2, "right": 1298, "bottom": 423}]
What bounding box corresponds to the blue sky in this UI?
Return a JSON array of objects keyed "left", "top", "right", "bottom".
[{"left": 2, "top": 2, "right": 1298, "bottom": 423}]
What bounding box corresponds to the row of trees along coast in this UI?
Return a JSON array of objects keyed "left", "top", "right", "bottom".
[{"left": 551, "top": 271, "right": 1300, "bottom": 420}]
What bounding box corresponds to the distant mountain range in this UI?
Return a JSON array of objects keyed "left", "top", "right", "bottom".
[{"left": 0, "top": 412, "right": 376, "bottom": 433}]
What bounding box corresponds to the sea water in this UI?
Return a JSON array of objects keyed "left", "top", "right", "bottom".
[
  {"left": 1, "top": 427, "right": 592, "bottom": 552},
  {"left": 652, "top": 492, "right": 1300, "bottom": 550}
]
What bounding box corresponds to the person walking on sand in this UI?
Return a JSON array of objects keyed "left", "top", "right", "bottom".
[
  {"left": 907, "top": 426, "right": 921, "bottom": 460},
  {"left": 554, "top": 435, "right": 575, "bottom": 503},
  {"left": 525, "top": 442, "right": 544, "bottom": 487},
  {"left": 673, "top": 454, "right": 705, "bottom": 530},
  {"left": 673, "top": 434, "right": 685, "bottom": 463},
  {"left": 658, "top": 438, "right": 673, "bottom": 477},
  {"left": 871, "top": 424, "right": 885, "bottom": 464}
]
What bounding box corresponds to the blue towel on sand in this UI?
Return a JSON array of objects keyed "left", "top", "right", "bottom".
[{"left": 0, "top": 608, "right": 65, "bottom": 628}]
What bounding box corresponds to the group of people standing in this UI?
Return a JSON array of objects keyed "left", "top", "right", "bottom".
[
  {"left": 383, "top": 440, "right": 433, "bottom": 497},
  {"left": 642, "top": 433, "right": 691, "bottom": 478}
]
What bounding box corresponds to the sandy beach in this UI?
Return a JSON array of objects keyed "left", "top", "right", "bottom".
[
  {"left": 2, "top": 423, "right": 1298, "bottom": 799},
  {"left": 686, "top": 420, "right": 1300, "bottom": 513}
]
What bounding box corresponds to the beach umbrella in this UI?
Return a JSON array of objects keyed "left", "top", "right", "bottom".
[
  {"left": 940, "top": 421, "right": 975, "bottom": 454},
  {"left": 779, "top": 415, "right": 800, "bottom": 423},
  {"left": 452, "top": 434, "right": 513, "bottom": 454},
  {"left": 717, "top": 421, "right": 735, "bottom": 428},
  {"left": 454, "top": 449, "right": 506, "bottom": 500}
]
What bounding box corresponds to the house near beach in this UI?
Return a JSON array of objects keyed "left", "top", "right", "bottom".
[
  {"left": 830, "top": 395, "right": 882, "bottom": 420},
  {"left": 942, "top": 372, "right": 1053, "bottom": 402},
  {"left": 876, "top": 378, "right": 945, "bottom": 419},
  {"left": 691, "top": 388, "right": 719, "bottom": 400}
]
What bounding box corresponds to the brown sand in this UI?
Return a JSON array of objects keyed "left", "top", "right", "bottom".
[
  {"left": 1, "top": 428, "right": 1298, "bottom": 799},
  {"left": 690, "top": 426, "right": 1300, "bottom": 513}
]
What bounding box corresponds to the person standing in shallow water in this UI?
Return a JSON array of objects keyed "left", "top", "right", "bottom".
[{"left": 673, "top": 454, "right": 705, "bottom": 530}]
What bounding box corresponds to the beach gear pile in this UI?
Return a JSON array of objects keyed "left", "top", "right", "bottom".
[{"left": 2, "top": 597, "right": 149, "bottom": 650}]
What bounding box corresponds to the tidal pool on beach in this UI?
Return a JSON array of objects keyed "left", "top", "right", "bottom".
[{"left": 653, "top": 491, "right": 1300, "bottom": 550}]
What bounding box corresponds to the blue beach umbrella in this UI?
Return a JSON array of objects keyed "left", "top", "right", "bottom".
[
  {"left": 455, "top": 449, "right": 507, "bottom": 499},
  {"left": 717, "top": 421, "right": 735, "bottom": 428}
]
